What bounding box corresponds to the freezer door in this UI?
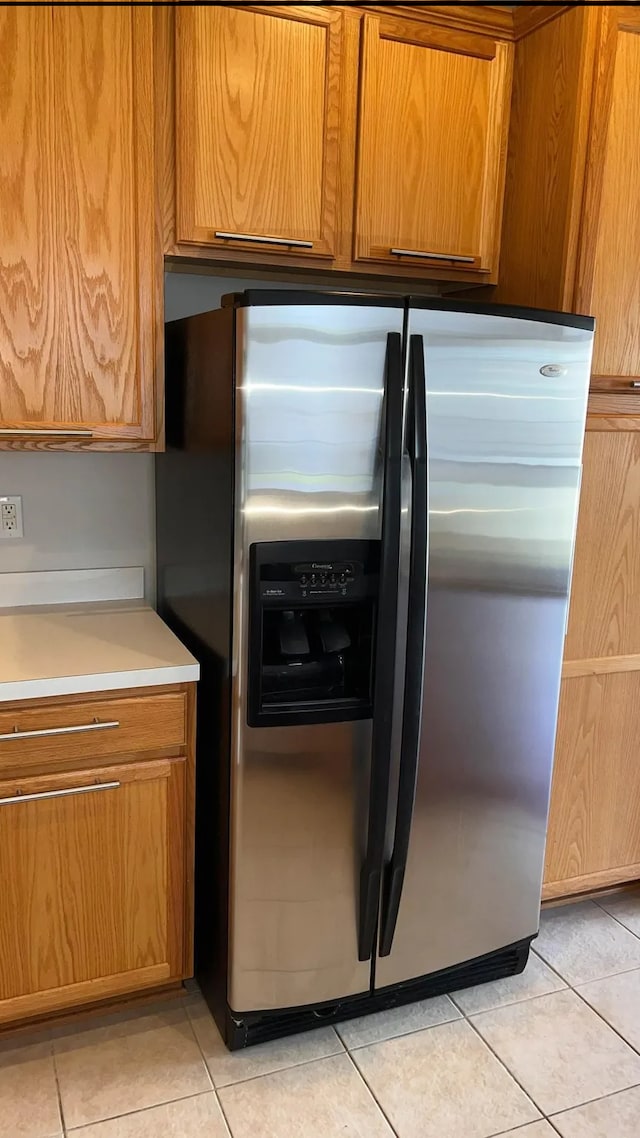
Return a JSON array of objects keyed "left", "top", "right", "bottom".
[
  {"left": 376, "top": 305, "right": 593, "bottom": 989},
  {"left": 228, "top": 299, "right": 405, "bottom": 1013}
]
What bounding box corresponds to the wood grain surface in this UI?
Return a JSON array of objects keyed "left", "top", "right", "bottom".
[
  {"left": 0, "top": 7, "right": 158, "bottom": 444},
  {"left": 176, "top": 5, "right": 341, "bottom": 256},
  {"left": 354, "top": 13, "right": 512, "bottom": 275},
  {"left": 0, "top": 758, "right": 186, "bottom": 1012},
  {"left": 512, "top": 5, "right": 572, "bottom": 40},
  {"left": 0, "top": 7, "right": 57, "bottom": 423},
  {"left": 545, "top": 672, "right": 640, "bottom": 888},
  {"left": 575, "top": 13, "right": 640, "bottom": 380},
  {"left": 0, "top": 690, "right": 187, "bottom": 780},
  {"left": 565, "top": 431, "right": 640, "bottom": 660},
  {"left": 495, "top": 5, "right": 599, "bottom": 309},
  {"left": 361, "top": 5, "right": 514, "bottom": 39},
  {"left": 543, "top": 861, "right": 640, "bottom": 901}
]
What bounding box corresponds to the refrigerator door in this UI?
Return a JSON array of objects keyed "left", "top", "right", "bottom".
[
  {"left": 376, "top": 302, "right": 593, "bottom": 989},
  {"left": 228, "top": 296, "right": 405, "bottom": 1014}
]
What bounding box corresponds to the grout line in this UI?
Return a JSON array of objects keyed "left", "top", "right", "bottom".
[
  {"left": 181, "top": 1005, "right": 215, "bottom": 1092},
  {"left": 465, "top": 1014, "right": 547, "bottom": 1120},
  {"left": 489, "top": 1118, "right": 557, "bottom": 1138},
  {"left": 592, "top": 896, "right": 640, "bottom": 943},
  {"left": 546, "top": 1078, "right": 640, "bottom": 1122},
  {"left": 570, "top": 984, "right": 640, "bottom": 1059},
  {"left": 545, "top": 1118, "right": 564, "bottom": 1136},
  {"left": 210, "top": 1088, "right": 234, "bottom": 1138},
  {"left": 50, "top": 1040, "right": 67, "bottom": 1138},
  {"left": 342, "top": 1010, "right": 462, "bottom": 1050},
  {"left": 529, "top": 945, "right": 573, "bottom": 987},
  {"left": 63, "top": 1089, "right": 223, "bottom": 1133},
  {"left": 207, "top": 1044, "right": 349, "bottom": 1090},
  {"left": 451, "top": 984, "right": 566, "bottom": 1019},
  {"left": 344, "top": 1047, "right": 400, "bottom": 1137}
]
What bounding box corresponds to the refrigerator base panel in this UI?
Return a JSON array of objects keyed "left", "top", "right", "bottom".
[{"left": 218, "top": 935, "right": 534, "bottom": 1050}]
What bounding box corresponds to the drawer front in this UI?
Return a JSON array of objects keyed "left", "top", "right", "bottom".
[{"left": 0, "top": 691, "right": 187, "bottom": 776}]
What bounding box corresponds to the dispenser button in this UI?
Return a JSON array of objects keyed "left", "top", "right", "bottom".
[
  {"left": 300, "top": 575, "right": 308, "bottom": 586},
  {"left": 310, "top": 574, "right": 317, "bottom": 586}
]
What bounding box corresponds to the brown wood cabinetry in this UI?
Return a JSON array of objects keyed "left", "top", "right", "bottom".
[
  {"left": 0, "top": 685, "right": 195, "bottom": 1027},
  {"left": 495, "top": 6, "right": 640, "bottom": 900},
  {"left": 176, "top": 4, "right": 344, "bottom": 260},
  {"left": 354, "top": 13, "right": 512, "bottom": 277},
  {"left": 545, "top": 668, "right": 640, "bottom": 900},
  {"left": 0, "top": 6, "right": 159, "bottom": 449},
  {"left": 544, "top": 431, "right": 640, "bottom": 899},
  {"left": 165, "top": 4, "right": 513, "bottom": 282},
  {"left": 497, "top": 5, "right": 640, "bottom": 424},
  {"left": 575, "top": 11, "right": 640, "bottom": 403}
]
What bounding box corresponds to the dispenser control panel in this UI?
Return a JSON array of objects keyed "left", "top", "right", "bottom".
[
  {"left": 248, "top": 539, "right": 379, "bottom": 727},
  {"left": 258, "top": 546, "right": 376, "bottom": 604},
  {"left": 293, "top": 560, "right": 356, "bottom": 597}
]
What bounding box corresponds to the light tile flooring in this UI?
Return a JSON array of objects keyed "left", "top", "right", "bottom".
[{"left": 4, "top": 893, "right": 640, "bottom": 1137}]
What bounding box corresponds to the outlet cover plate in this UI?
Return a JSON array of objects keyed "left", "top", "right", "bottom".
[{"left": 0, "top": 496, "right": 24, "bottom": 539}]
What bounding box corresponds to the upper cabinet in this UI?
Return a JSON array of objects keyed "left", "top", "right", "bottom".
[
  {"left": 497, "top": 5, "right": 640, "bottom": 421},
  {"left": 353, "top": 14, "right": 512, "bottom": 277},
  {"left": 175, "top": 4, "right": 345, "bottom": 260},
  {"left": 0, "top": 7, "right": 159, "bottom": 448},
  {"left": 574, "top": 11, "right": 640, "bottom": 389},
  {"left": 166, "top": 4, "right": 513, "bottom": 282}
]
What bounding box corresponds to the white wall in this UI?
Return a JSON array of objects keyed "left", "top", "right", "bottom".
[
  {"left": 0, "top": 272, "right": 312, "bottom": 605},
  {"left": 164, "top": 269, "right": 302, "bottom": 320},
  {"left": 0, "top": 452, "right": 156, "bottom": 599}
]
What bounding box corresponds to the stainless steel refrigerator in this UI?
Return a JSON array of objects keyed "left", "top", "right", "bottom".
[{"left": 156, "top": 291, "right": 594, "bottom": 1048}]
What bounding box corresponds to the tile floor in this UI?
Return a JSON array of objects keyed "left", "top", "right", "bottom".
[{"left": 4, "top": 892, "right": 640, "bottom": 1137}]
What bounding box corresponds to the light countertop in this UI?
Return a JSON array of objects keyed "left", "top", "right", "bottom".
[{"left": 0, "top": 602, "right": 199, "bottom": 703}]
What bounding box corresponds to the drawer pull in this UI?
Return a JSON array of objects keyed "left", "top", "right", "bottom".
[
  {"left": 0, "top": 781, "right": 121, "bottom": 806},
  {"left": 0, "top": 428, "right": 94, "bottom": 437},
  {"left": 630, "top": 382, "right": 640, "bottom": 389},
  {"left": 390, "top": 247, "right": 476, "bottom": 264},
  {"left": 0, "top": 719, "right": 120, "bottom": 742},
  {"left": 214, "top": 230, "right": 313, "bottom": 249}
]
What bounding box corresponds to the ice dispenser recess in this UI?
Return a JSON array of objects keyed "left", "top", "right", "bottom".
[{"left": 248, "top": 540, "right": 379, "bottom": 727}]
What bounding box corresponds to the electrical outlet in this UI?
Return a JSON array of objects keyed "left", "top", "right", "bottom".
[{"left": 0, "top": 496, "right": 23, "bottom": 539}]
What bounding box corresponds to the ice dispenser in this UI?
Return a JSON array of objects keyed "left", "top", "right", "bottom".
[{"left": 248, "top": 540, "right": 379, "bottom": 726}]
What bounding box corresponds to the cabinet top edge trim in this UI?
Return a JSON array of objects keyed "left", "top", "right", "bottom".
[
  {"left": 360, "top": 4, "right": 514, "bottom": 39},
  {"left": 512, "top": 5, "right": 573, "bottom": 40}
]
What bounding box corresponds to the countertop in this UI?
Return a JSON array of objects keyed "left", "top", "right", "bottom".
[{"left": 0, "top": 601, "right": 199, "bottom": 703}]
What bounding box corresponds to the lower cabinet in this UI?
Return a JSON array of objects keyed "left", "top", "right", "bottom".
[
  {"left": 544, "top": 671, "right": 640, "bottom": 899},
  {"left": 0, "top": 757, "right": 188, "bottom": 1024},
  {"left": 543, "top": 429, "right": 640, "bottom": 900}
]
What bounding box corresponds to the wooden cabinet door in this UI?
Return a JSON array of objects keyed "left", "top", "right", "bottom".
[
  {"left": 564, "top": 431, "right": 640, "bottom": 662},
  {"left": 545, "top": 670, "right": 640, "bottom": 898},
  {"left": 176, "top": 4, "right": 343, "bottom": 259},
  {"left": 0, "top": 759, "right": 187, "bottom": 1023},
  {"left": 0, "top": 7, "right": 157, "bottom": 444},
  {"left": 0, "top": 8, "right": 58, "bottom": 429},
  {"left": 575, "top": 9, "right": 640, "bottom": 399},
  {"left": 354, "top": 14, "right": 512, "bottom": 276},
  {"left": 545, "top": 429, "right": 640, "bottom": 899}
]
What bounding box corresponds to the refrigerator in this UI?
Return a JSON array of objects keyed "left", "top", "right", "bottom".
[{"left": 156, "top": 291, "right": 594, "bottom": 1048}]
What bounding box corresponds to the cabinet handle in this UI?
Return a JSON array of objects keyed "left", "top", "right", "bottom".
[
  {"left": 390, "top": 248, "right": 476, "bottom": 264},
  {"left": 0, "top": 428, "right": 93, "bottom": 437},
  {"left": 0, "top": 720, "right": 120, "bottom": 742},
  {"left": 630, "top": 382, "right": 640, "bottom": 389},
  {"left": 214, "top": 230, "right": 313, "bottom": 249},
  {"left": 0, "top": 781, "right": 121, "bottom": 806}
]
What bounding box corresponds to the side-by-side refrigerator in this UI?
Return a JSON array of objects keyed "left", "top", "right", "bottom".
[{"left": 156, "top": 291, "right": 594, "bottom": 1048}]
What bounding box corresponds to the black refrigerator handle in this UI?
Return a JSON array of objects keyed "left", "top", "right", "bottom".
[
  {"left": 379, "top": 334, "right": 428, "bottom": 957},
  {"left": 358, "top": 331, "right": 404, "bottom": 962}
]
